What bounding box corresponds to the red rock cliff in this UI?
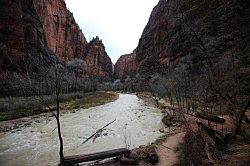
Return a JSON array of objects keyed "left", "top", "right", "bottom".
[
  {"left": 0, "top": 0, "right": 113, "bottom": 78},
  {"left": 84, "top": 37, "right": 113, "bottom": 78},
  {"left": 33, "top": 0, "right": 113, "bottom": 77},
  {"left": 0, "top": 0, "right": 54, "bottom": 74},
  {"left": 136, "top": 0, "right": 250, "bottom": 74},
  {"left": 114, "top": 49, "right": 138, "bottom": 79},
  {"left": 33, "top": 0, "right": 87, "bottom": 63}
]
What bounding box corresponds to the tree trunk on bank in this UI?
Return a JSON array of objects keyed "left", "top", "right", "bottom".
[
  {"left": 64, "top": 148, "right": 130, "bottom": 165},
  {"left": 197, "top": 101, "right": 250, "bottom": 149}
]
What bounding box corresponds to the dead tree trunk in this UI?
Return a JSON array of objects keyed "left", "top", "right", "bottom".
[
  {"left": 197, "top": 100, "right": 249, "bottom": 149},
  {"left": 55, "top": 67, "right": 64, "bottom": 164}
]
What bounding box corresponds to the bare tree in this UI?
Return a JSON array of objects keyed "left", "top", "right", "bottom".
[
  {"left": 66, "top": 58, "right": 86, "bottom": 92},
  {"left": 170, "top": 1, "right": 250, "bottom": 149},
  {"left": 7, "top": 55, "right": 68, "bottom": 164}
]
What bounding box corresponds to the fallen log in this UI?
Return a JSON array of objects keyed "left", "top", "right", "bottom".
[
  {"left": 196, "top": 112, "right": 226, "bottom": 123},
  {"left": 197, "top": 121, "right": 233, "bottom": 149},
  {"left": 64, "top": 148, "right": 130, "bottom": 165}
]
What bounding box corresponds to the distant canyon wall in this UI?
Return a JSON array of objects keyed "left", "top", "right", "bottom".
[
  {"left": 85, "top": 37, "right": 113, "bottom": 78},
  {"left": 114, "top": 49, "right": 138, "bottom": 80}
]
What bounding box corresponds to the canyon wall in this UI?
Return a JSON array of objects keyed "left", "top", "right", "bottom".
[
  {"left": 33, "top": 0, "right": 87, "bottom": 63},
  {"left": 136, "top": 0, "right": 250, "bottom": 74},
  {"left": 114, "top": 49, "right": 138, "bottom": 79},
  {"left": 0, "top": 0, "right": 113, "bottom": 78},
  {"left": 84, "top": 37, "right": 113, "bottom": 77},
  {"left": 0, "top": 0, "right": 54, "bottom": 74},
  {"left": 33, "top": 0, "right": 113, "bottom": 77}
]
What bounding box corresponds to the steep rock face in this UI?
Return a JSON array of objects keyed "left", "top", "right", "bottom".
[
  {"left": 84, "top": 37, "right": 113, "bottom": 78},
  {"left": 0, "top": 0, "right": 53, "bottom": 74},
  {"left": 136, "top": 0, "right": 250, "bottom": 74},
  {"left": 33, "top": 0, "right": 87, "bottom": 63},
  {"left": 114, "top": 49, "right": 138, "bottom": 79},
  {"left": 34, "top": 0, "right": 113, "bottom": 77},
  {"left": 0, "top": 0, "right": 113, "bottom": 78}
]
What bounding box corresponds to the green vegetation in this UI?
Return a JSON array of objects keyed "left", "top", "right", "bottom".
[
  {"left": 0, "top": 108, "right": 49, "bottom": 122},
  {"left": 0, "top": 92, "right": 118, "bottom": 121}
]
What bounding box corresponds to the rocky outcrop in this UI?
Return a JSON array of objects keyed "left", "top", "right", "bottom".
[
  {"left": 33, "top": 0, "right": 113, "bottom": 77},
  {"left": 84, "top": 37, "right": 113, "bottom": 78},
  {"left": 136, "top": 0, "right": 250, "bottom": 74},
  {"left": 114, "top": 49, "right": 138, "bottom": 79},
  {"left": 33, "top": 0, "right": 87, "bottom": 63},
  {"left": 0, "top": 0, "right": 54, "bottom": 73},
  {"left": 0, "top": 0, "right": 113, "bottom": 78}
]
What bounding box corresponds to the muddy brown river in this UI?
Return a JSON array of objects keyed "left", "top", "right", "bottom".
[{"left": 0, "top": 93, "right": 164, "bottom": 166}]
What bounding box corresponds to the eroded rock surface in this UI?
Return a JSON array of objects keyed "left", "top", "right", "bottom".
[
  {"left": 85, "top": 37, "right": 113, "bottom": 77},
  {"left": 33, "top": 0, "right": 87, "bottom": 62},
  {"left": 136, "top": 0, "right": 250, "bottom": 74},
  {"left": 0, "top": 0, "right": 54, "bottom": 74},
  {"left": 114, "top": 49, "right": 138, "bottom": 79},
  {"left": 0, "top": 0, "right": 113, "bottom": 78}
]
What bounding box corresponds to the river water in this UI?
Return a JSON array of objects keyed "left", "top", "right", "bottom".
[{"left": 0, "top": 93, "right": 163, "bottom": 166}]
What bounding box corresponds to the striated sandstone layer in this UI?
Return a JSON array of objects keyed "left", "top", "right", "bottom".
[
  {"left": 136, "top": 0, "right": 250, "bottom": 74},
  {"left": 114, "top": 49, "right": 138, "bottom": 79}
]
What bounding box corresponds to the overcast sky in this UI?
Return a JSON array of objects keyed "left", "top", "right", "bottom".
[{"left": 65, "top": 0, "right": 159, "bottom": 63}]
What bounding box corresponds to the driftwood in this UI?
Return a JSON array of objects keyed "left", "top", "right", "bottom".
[
  {"left": 82, "top": 119, "right": 116, "bottom": 144},
  {"left": 196, "top": 112, "right": 226, "bottom": 123},
  {"left": 64, "top": 148, "right": 130, "bottom": 165}
]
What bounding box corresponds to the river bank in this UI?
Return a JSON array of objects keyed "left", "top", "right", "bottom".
[
  {"left": 0, "top": 91, "right": 118, "bottom": 122},
  {"left": 135, "top": 92, "right": 250, "bottom": 166},
  {"left": 98, "top": 92, "right": 186, "bottom": 166}
]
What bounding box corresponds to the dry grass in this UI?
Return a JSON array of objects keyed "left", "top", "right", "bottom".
[
  {"left": 60, "top": 91, "right": 118, "bottom": 110},
  {"left": 212, "top": 139, "right": 250, "bottom": 166},
  {"left": 0, "top": 91, "right": 118, "bottom": 121}
]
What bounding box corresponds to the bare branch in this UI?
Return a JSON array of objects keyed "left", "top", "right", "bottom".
[{"left": 82, "top": 119, "right": 116, "bottom": 144}]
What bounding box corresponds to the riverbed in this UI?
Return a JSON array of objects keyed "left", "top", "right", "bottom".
[{"left": 0, "top": 93, "right": 164, "bottom": 166}]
